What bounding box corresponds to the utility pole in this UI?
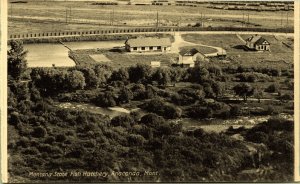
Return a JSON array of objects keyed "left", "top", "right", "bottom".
[
  {"left": 247, "top": 13, "right": 249, "bottom": 25},
  {"left": 11, "top": 3, "right": 13, "bottom": 18},
  {"left": 70, "top": 7, "right": 72, "bottom": 22},
  {"left": 286, "top": 12, "right": 289, "bottom": 33},
  {"left": 242, "top": 12, "right": 244, "bottom": 27},
  {"left": 156, "top": 11, "right": 159, "bottom": 28},
  {"left": 280, "top": 12, "right": 283, "bottom": 28},
  {"left": 66, "top": 8, "right": 68, "bottom": 24},
  {"left": 112, "top": 9, "right": 115, "bottom": 26},
  {"left": 109, "top": 11, "right": 111, "bottom": 26}
]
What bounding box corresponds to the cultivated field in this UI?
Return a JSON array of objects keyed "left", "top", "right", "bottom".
[{"left": 8, "top": 1, "right": 294, "bottom": 34}]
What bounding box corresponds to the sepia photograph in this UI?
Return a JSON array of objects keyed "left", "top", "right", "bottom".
[{"left": 4, "top": 0, "right": 298, "bottom": 182}]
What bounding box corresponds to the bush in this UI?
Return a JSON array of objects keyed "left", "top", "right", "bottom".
[
  {"left": 140, "top": 113, "right": 165, "bottom": 128},
  {"left": 141, "top": 99, "right": 182, "bottom": 119},
  {"left": 32, "top": 126, "right": 47, "bottom": 138},
  {"left": 111, "top": 115, "right": 134, "bottom": 128},
  {"left": 55, "top": 134, "right": 67, "bottom": 142},
  {"left": 94, "top": 91, "right": 117, "bottom": 107},
  {"left": 279, "top": 93, "right": 293, "bottom": 101},
  {"left": 265, "top": 83, "right": 279, "bottom": 93}
]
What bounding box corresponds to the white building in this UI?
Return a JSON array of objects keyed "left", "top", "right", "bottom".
[
  {"left": 178, "top": 48, "right": 207, "bottom": 67},
  {"left": 125, "top": 37, "right": 172, "bottom": 52}
]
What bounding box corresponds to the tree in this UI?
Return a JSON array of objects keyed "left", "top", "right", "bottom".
[
  {"left": 265, "top": 83, "right": 279, "bottom": 93},
  {"left": 76, "top": 67, "right": 98, "bottom": 89},
  {"left": 212, "top": 81, "right": 225, "bottom": 99},
  {"left": 118, "top": 87, "right": 133, "bottom": 103},
  {"left": 233, "top": 83, "right": 254, "bottom": 102},
  {"left": 94, "top": 91, "right": 116, "bottom": 107},
  {"left": 152, "top": 68, "right": 171, "bottom": 86},
  {"left": 94, "top": 64, "right": 112, "bottom": 85},
  {"left": 111, "top": 114, "right": 134, "bottom": 128},
  {"left": 128, "top": 64, "right": 152, "bottom": 83},
  {"left": 110, "top": 68, "right": 129, "bottom": 82},
  {"left": 140, "top": 113, "right": 165, "bottom": 128},
  {"left": 253, "top": 86, "right": 264, "bottom": 103},
  {"left": 67, "top": 70, "right": 86, "bottom": 90},
  {"left": 8, "top": 40, "right": 28, "bottom": 80}
]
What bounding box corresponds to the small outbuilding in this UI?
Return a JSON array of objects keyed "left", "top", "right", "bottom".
[
  {"left": 245, "top": 35, "right": 270, "bottom": 51},
  {"left": 125, "top": 37, "right": 172, "bottom": 52},
  {"left": 178, "top": 48, "right": 207, "bottom": 67}
]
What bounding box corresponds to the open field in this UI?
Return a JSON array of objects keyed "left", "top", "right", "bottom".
[
  {"left": 179, "top": 45, "right": 218, "bottom": 55},
  {"left": 182, "top": 33, "right": 294, "bottom": 65},
  {"left": 8, "top": 1, "right": 294, "bottom": 34},
  {"left": 70, "top": 48, "right": 178, "bottom": 68}
]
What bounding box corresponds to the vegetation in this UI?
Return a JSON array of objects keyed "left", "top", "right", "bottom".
[{"left": 7, "top": 41, "right": 294, "bottom": 182}]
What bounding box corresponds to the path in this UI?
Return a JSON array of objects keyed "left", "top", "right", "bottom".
[
  {"left": 172, "top": 32, "right": 226, "bottom": 57},
  {"left": 236, "top": 34, "right": 247, "bottom": 44}
]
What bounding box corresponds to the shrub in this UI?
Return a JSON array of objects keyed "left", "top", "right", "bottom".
[
  {"left": 32, "top": 126, "right": 47, "bottom": 138},
  {"left": 279, "top": 93, "right": 293, "bottom": 101},
  {"left": 140, "top": 113, "right": 165, "bottom": 128},
  {"left": 55, "top": 134, "right": 67, "bottom": 142},
  {"left": 265, "top": 83, "right": 279, "bottom": 93},
  {"left": 111, "top": 115, "right": 134, "bottom": 128}
]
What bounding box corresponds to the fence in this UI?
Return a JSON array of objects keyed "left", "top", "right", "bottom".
[
  {"left": 8, "top": 26, "right": 293, "bottom": 40},
  {"left": 8, "top": 27, "right": 174, "bottom": 40}
]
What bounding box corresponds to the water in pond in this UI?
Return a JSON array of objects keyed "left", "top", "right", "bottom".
[
  {"left": 65, "top": 40, "right": 124, "bottom": 50},
  {"left": 24, "top": 40, "right": 125, "bottom": 67},
  {"left": 24, "top": 43, "right": 75, "bottom": 67}
]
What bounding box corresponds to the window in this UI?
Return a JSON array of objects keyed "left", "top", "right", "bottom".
[
  {"left": 157, "top": 46, "right": 161, "bottom": 50},
  {"left": 150, "top": 46, "right": 153, "bottom": 50},
  {"left": 141, "top": 47, "right": 145, "bottom": 50},
  {"left": 133, "top": 47, "right": 137, "bottom": 50}
]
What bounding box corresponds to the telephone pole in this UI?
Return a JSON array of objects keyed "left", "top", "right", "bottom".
[
  {"left": 66, "top": 8, "right": 68, "bottom": 24},
  {"left": 156, "top": 11, "right": 159, "bottom": 28},
  {"left": 112, "top": 9, "right": 115, "bottom": 26},
  {"left": 242, "top": 12, "right": 244, "bottom": 27},
  {"left": 280, "top": 12, "right": 283, "bottom": 28}
]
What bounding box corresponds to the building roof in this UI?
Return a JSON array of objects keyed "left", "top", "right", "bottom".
[
  {"left": 125, "top": 37, "right": 171, "bottom": 47},
  {"left": 179, "top": 48, "right": 205, "bottom": 56},
  {"left": 246, "top": 35, "right": 270, "bottom": 45}
]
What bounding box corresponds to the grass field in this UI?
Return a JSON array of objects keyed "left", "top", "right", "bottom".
[
  {"left": 179, "top": 45, "right": 218, "bottom": 55},
  {"left": 182, "top": 34, "right": 294, "bottom": 66},
  {"left": 70, "top": 48, "right": 178, "bottom": 68},
  {"left": 8, "top": 1, "right": 294, "bottom": 34}
]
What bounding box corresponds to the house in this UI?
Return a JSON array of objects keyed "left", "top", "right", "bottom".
[
  {"left": 125, "top": 37, "right": 172, "bottom": 52},
  {"left": 177, "top": 48, "right": 207, "bottom": 67},
  {"left": 245, "top": 35, "right": 270, "bottom": 51}
]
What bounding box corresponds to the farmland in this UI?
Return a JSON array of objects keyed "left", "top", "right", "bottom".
[{"left": 8, "top": 1, "right": 294, "bottom": 34}]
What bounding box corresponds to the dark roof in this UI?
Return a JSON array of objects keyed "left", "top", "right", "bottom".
[
  {"left": 179, "top": 48, "right": 204, "bottom": 56},
  {"left": 246, "top": 35, "right": 270, "bottom": 45},
  {"left": 125, "top": 37, "right": 171, "bottom": 47}
]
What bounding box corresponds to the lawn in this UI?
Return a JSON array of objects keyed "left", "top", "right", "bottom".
[
  {"left": 70, "top": 48, "right": 178, "bottom": 68},
  {"left": 182, "top": 33, "right": 294, "bottom": 65},
  {"left": 179, "top": 45, "right": 218, "bottom": 55}
]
